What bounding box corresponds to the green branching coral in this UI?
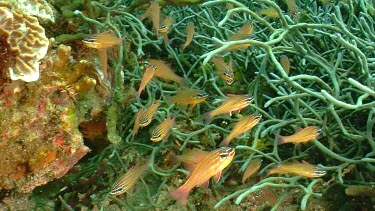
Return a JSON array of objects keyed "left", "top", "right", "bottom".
[{"left": 30, "top": 0, "right": 375, "bottom": 210}]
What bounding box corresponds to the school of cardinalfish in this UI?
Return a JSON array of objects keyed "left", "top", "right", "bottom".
[{"left": 82, "top": 0, "right": 327, "bottom": 206}]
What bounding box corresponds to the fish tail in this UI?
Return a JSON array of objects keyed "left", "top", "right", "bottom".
[
  {"left": 180, "top": 43, "right": 187, "bottom": 50},
  {"left": 219, "top": 138, "right": 230, "bottom": 147},
  {"left": 203, "top": 112, "right": 213, "bottom": 124},
  {"left": 170, "top": 186, "right": 189, "bottom": 206},
  {"left": 274, "top": 133, "right": 285, "bottom": 145}
]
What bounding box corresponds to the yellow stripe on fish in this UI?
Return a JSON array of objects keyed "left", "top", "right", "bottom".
[
  {"left": 110, "top": 162, "right": 148, "bottom": 196},
  {"left": 276, "top": 126, "right": 321, "bottom": 145},
  {"left": 219, "top": 114, "right": 262, "bottom": 147},
  {"left": 266, "top": 161, "right": 326, "bottom": 178},
  {"left": 242, "top": 158, "right": 262, "bottom": 183},
  {"left": 203, "top": 94, "right": 253, "bottom": 123},
  {"left": 150, "top": 116, "right": 175, "bottom": 142},
  {"left": 170, "top": 147, "right": 235, "bottom": 205}
]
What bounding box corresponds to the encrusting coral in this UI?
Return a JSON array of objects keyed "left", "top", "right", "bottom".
[
  {"left": 0, "top": 2, "right": 49, "bottom": 82},
  {"left": 0, "top": 43, "right": 105, "bottom": 193}
]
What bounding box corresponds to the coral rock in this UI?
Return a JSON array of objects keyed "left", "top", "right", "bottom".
[{"left": 0, "top": 2, "right": 49, "bottom": 82}]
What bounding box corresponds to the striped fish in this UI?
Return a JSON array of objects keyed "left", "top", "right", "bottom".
[
  {"left": 242, "top": 158, "right": 262, "bottom": 183},
  {"left": 150, "top": 116, "right": 175, "bottom": 142},
  {"left": 219, "top": 114, "right": 262, "bottom": 147},
  {"left": 267, "top": 161, "right": 326, "bottom": 178},
  {"left": 170, "top": 147, "right": 235, "bottom": 205},
  {"left": 139, "top": 100, "right": 161, "bottom": 128},
  {"left": 203, "top": 94, "right": 253, "bottom": 123},
  {"left": 276, "top": 126, "right": 321, "bottom": 145},
  {"left": 110, "top": 162, "right": 148, "bottom": 196}
]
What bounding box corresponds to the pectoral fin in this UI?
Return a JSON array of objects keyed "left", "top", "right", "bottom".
[
  {"left": 213, "top": 171, "right": 222, "bottom": 183},
  {"left": 198, "top": 180, "right": 209, "bottom": 189}
]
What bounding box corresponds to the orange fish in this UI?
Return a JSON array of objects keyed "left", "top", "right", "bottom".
[
  {"left": 170, "top": 147, "right": 235, "bottom": 205},
  {"left": 203, "top": 94, "right": 253, "bottom": 123},
  {"left": 219, "top": 114, "right": 262, "bottom": 147},
  {"left": 137, "top": 64, "right": 156, "bottom": 97},
  {"left": 259, "top": 7, "right": 280, "bottom": 18},
  {"left": 280, "top": 55, "right": 290, "bottom": 75},
  {"left": 110, "top": 162, "right": 149, "bottom": 196},
  {"left": 224, "top": 22, "right": 253, "bottom": 52},
  {"left": 150, "top": 116, "right": 175, "bottom": 142},
  {"left": 266, "top": 161, "right": 326, "bottom": 178},
  {"left": 131, "top": 109, "right": 144, "bottom": 141},
  {"left": 139, "top": 100, "right": 161, "bottom": 127},
  {"left": 167, "top": 87, "right": 208, "bottom": 108},
  {"left": 211, "top": 56, "right": 234, "bottom": 85},
  {"left": 181, "top": 22, "right": 195, "bottom": 50},
  {"left": 140, "top": 1, "right": 161, "bottom": 36},
  {"left": 147, "top": 59, "right": 185, "bottom": 84},
  {"left": 242, "top": 158, "right": 262, "bottom": 183},
  {"left": 83, "top": 30, "right": 123, "bottom": 49},
  {"left": 83, "top": 30, "right": 122, "bottom": 81},
  {"left": 158, "top": 16, "right": 173, "bottom": 44},
  {"left": 276, "top": 126, "right": 321, "bottom": 145}
]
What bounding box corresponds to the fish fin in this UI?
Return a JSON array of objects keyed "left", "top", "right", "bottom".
[
  {"left": 219, "top": 138, "right": 229, "bottom": 147},
  {"left": 182, "top": 162, "right": 196, "bottom": 175},
  {"left": 181, "top": 43, "right": 187, "bottom": 50},
  {"left": 170, "top": 187, "right": 189, "bottom": 206},
  {"left": 198, "top": 179, "right": 209, "bottom": 189},
  {"left": 213, "top": 171, "right": 222, "bottom": 183},
  {"left": 274, "top": 133, "right": 285, "bottom": 145},
  {"left": 203, "top": 112, "right": 213, "bottom": 124}
]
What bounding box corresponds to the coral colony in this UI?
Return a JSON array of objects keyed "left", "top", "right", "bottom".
[{"left": 0, "top": 0, "right": 374, "bottom": 210}]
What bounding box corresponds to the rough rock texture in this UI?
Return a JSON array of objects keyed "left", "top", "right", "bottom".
[{"left": 0, "top": 44, "right": 104, "bottom": 193}]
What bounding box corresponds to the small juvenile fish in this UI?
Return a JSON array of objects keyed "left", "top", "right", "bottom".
[
  {"left": 203, "top": 94, "right": 253, "bottom": 123},
  {"left": 285, "top": 0, "right": 299, "bottom": 19},
  {"left": 167, "top": 87, "right": 208, "bottom": 107},
  {"left": 224, "top": 22, "right": 253, "bottom": 52},
  {"left": 280, "top": 55, "right": 290, "bottom": 75},
  {"left": 158, "top": 16, "right": 173, "bottom": 44},
  {"left": 267, "top": 161, "right": 326, "bottom": 178},
  {"left": 83, "top": 30, "right": 122, "bottom": 81},
  {"left": 150, "top": 116, "right": 175, "bottom": 142},
  {"left": 137, "top": 64, "right": 156, "bottom": 97},
  {"left": 140, "top": 2, "right": 161, "bottom": 36},
  {"left": 228, "top": 22, "right": 253, "bottom": 42},
  {"left": 139, "top": 100, "right": 161, "bottom": 128},
  {"left": 181, "top": 22, "right": 195, "bottom": 50},
  {"left": 110, "top": 162, "right": 149, "bottom": 196},
  {"left": 170, "top": 147, "right": 235, "bottom": 205},
  {"left": 147, "top": 59, "right": 185, "bottom": 84},
  {"left": 131, "top": 109, "right": 144, "bottom": 141},
  {"left": 242, "top": 158, "right": 262, "bottom": 183},
  {"left": 83, "top": 30, "right": 123, "bottom": 49},
  {"left": 219, "top": 114, "right": 262, "bottom": 147},
  {"left": 259, "top": 7, "right": 280, "bottom": 18},
  {"left": 211, "top": 56, "right": 234, "bottom": 85},
  {"left": 276, "top": 126, "right": 321, "bottom": 145}
]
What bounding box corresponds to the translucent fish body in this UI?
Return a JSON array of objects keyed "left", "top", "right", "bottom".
[
  {"left": 276, "top": 126, "right": 321, "bottom": 145},
  {"left": 170, "top": 147, "right": 235, "bottom": 205},
  {"left": 110, "top": 163, "right": 148, "bottom": 196},
  {"left": 267, "top": 162, "right": 326, "bottom": 178}
]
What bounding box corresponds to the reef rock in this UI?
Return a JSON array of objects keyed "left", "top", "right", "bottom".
[{"left": 0, "top": 43, "right": 104, "bottom": 193}]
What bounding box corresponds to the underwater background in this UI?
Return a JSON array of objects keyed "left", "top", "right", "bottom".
[{"left": 0, "top": 0, "right": 374, "bottom": 210}]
